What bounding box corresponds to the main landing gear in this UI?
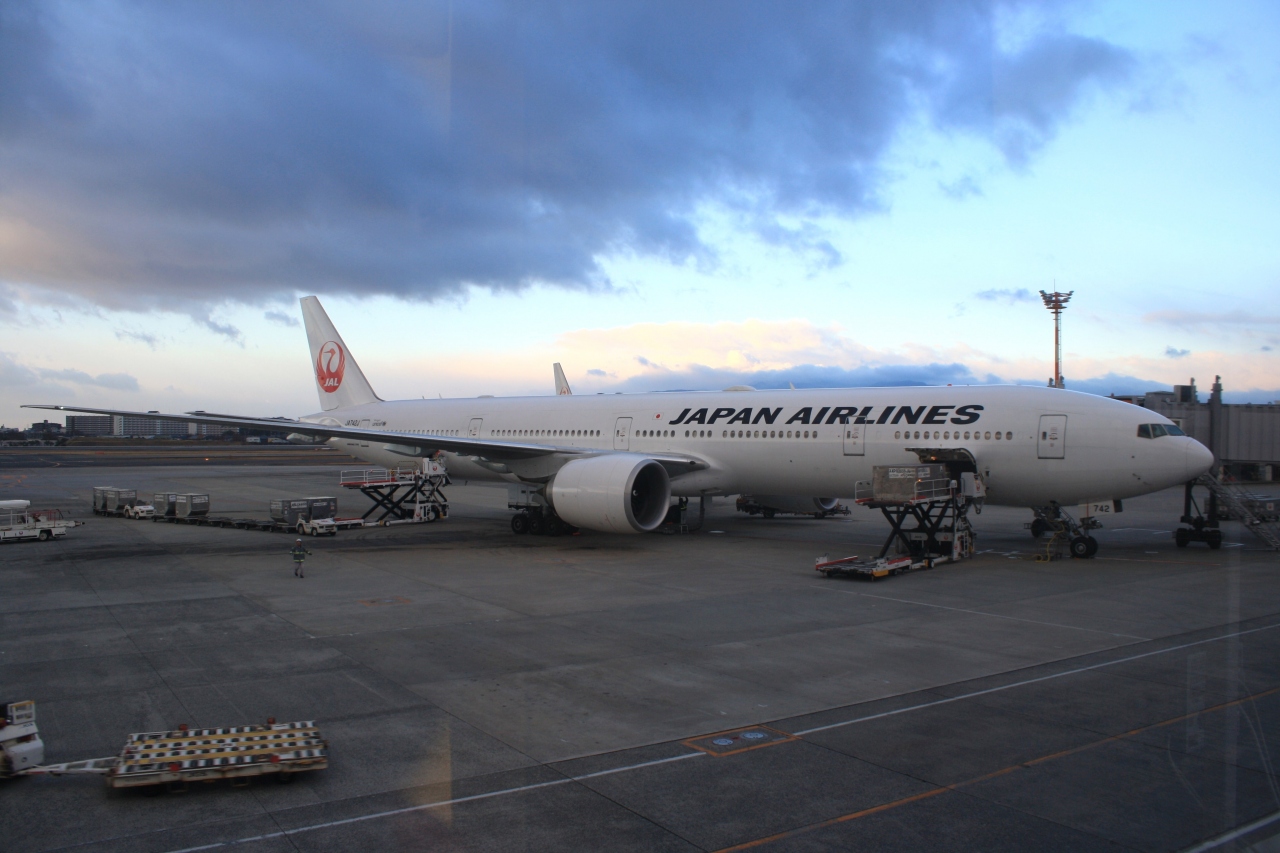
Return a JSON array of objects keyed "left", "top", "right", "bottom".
[
  {"left": 510, "top": 507, "right": 576, "bottom": 537},
  {"left": 1028, "top": 504, "right": 1099, "bottom": 559}
]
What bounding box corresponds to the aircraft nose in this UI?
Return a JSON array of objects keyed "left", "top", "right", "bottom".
[{"left": 1185, "top": 439, "right": 1214, "bottom": 479}]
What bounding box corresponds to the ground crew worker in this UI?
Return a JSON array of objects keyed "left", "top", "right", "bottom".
[{"left": 291, "top": 539, "right": 311, "bottom": 578}]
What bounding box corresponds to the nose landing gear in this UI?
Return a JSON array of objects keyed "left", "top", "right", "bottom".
[{"left": 1028, "top": 504, "right": 1100, "bottom": 559}]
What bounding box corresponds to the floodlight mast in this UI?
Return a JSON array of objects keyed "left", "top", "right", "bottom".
[{"left": 1039, "top": 289, "right": 1073, "bottom": 389}]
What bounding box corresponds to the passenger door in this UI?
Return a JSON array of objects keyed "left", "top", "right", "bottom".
[
  {"left": 1038, "top": 414, "right": 1067, "bottom": 459},
  {"left": 842, "top": 423, "right": 865, "bottom": 456},
  {"left": 614, "top": 417, "right": 632, "bottom": 451},
  {"left": 468, "top": 418, "right": 483, "bottom": 437}
]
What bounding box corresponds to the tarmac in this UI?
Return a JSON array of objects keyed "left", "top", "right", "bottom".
[{"left": 2, "top": 459, "right": 1279, "bottom": 852}]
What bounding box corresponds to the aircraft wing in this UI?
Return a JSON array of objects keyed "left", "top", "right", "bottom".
[{"left": 23, "top": 404, "right": 708, "bottom": 473}]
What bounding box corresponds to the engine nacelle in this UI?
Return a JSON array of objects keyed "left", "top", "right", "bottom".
[
  {"left": 548, "top": 454, "right": 671, "bottom": 534},
  {"left": 752, "top": 495, "right": 839, "bottom": 515}
]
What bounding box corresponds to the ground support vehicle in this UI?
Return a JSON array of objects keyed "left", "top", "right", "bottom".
[
  {"left": 0, "top": 503, "right": 76, "bottom": 543},
  {"left": 818, "top": 463, "right": 982, "bottom": 579},
  {"left": 342, "top": 461, "right": 449, "bottom": 526},
  {"left": 124, "top": 504, "right": 155, "bottom": 520},
  {"left": 1, "top": 701, "right": 44, "bottom": 776},
  {"left": 8, "top": 701, "right": 327, "bottom": 790}
]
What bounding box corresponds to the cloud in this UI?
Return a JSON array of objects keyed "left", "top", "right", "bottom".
[
  {"left": 586, "top": 368, "right": 609, "bottom": 377},
  {"left": 1164, "top": 346, "right": 1190, "bottom": 358},
  {"left": 0, "top": 1, "right": 1140, "bottom": 316},
  {"left": 609, "top": 361, "right": 987, "bottom": 393},
  {"left": 974, "top": 288, "right": 1036, "bottom": 304},
  {"left": 0, "top": 351, "right": 138, "bottom": 394},
  {"left": 264, "top": 309, "right": 299, "bottom": 327},
  {"left": 1144, "top": 310, "right": 1280, "bottom": 329},
  {"left": 195, "top": 315, "right": 243, "bottom": 343},
  {"left": 939, "top": 176, "right": 983, "bottom": 200},
  {"left": 35, "top": 367, "right": 139, "bottom": 391},
  {"left": 115, "top": 328, "right": 160, "bottom": 348}
]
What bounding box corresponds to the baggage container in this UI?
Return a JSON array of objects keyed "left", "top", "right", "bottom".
[
  {"left": 306, "top": 497, "right": 337, "bottom": 521},
  {"left": 870, "top": 464, "right": 951, "bottom": 502},
  {"left": 174, "top": 494, "right": 209, "bottom": 519},
  {"left": 153, "top": 493, "right": 178, "bottom": 518},
  {"left": 104, "top": 489, "right": 137, "bottom": 513},
  {"left": 92, "top": 487, "right": 112, "bottom": 513},
  {"left": 269, "top": 498, "right": 312, "bottom": 524}
]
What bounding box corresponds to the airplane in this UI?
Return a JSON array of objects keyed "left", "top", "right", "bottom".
[{"left": 27, "top": 296, "right": 1214, "bottom": 553}]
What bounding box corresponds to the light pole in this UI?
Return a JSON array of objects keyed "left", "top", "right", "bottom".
[{"left": 1039, "top": 290, "right": 1073, "bottom": 389}]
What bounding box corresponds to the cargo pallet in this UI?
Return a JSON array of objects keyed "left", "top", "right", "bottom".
[
  {"left": 6, "top": 701, "right": 327, "bottom": 790},
  {"left": 341, "top": 463, "right": 449, "bottom": 525}
]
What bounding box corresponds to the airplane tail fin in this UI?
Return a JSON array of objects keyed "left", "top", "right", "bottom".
[
  {"left": 300, "top": 296, "right": 381, "bottom": 411},
  {"left": 553, "top": 363, "right": 573, "bottom": 396}
]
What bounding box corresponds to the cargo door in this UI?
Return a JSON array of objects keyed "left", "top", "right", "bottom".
[
  {"left": 842, "top": 423, "right": 865, "bottom": 456},
  {"left": 468, "top": 418, "right": 483, "bottom": 437},
  {"left": 614, "top": 417, "right": 632, "bottom": 451},
  {"left": 1038, "top": 414, "right": 1067, "bottom": 459}
]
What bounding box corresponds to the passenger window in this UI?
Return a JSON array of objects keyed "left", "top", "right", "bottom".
[
  {"left": 1137, "top": 424, "right": 1152, "bottom": 439},
  {"left": 1166, "top": 424, "right": 1185, "bottom": 436}
]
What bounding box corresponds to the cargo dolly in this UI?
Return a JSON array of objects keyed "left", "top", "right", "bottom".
[
  {"left": 341, "top": 460, "right": 449, "bottom": 525},
  {"left": 3, "top": 701, "right": 327, "bottom": 790},
  {"left": 817, "top": 459, "right": 983, "bottom": 580}
]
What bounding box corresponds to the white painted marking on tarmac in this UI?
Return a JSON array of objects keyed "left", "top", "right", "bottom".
[
  {"left": 792, "top": 621, "right": 1280, "bottom": 736},
  {"left": 816, "top": 586, "right": 1150, "bottom": 641},
  {"left": 160, "top": 751, "right": 704, "bottom": 853},
  {"left": 1179, "top": 809, "right": 1280, "bottom": 852}
]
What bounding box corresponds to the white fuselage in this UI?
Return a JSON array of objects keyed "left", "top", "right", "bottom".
[{"left": 307, "top": 385, "right": 1212, "bottom": 507}]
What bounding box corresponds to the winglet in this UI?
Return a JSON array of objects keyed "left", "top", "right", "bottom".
[{"left": 553, "top": 363, "right": 572, "bottom": 396}]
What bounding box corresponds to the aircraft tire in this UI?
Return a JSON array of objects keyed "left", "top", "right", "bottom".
[
  {"left": 762, "top": 509, "right": 775, "bottom": 519},
  {"left": 1084, "top": 536, "right": 1099, "bottom": 558},
  {"left": 528, "top": 514, "right": 546, "bottom": 536},
  {"left": 511, "top": 513, "right": 529, "bottom": 535},
  {"left": 1069, "top": 536, "right": 1091, "bottom": 559},
  {"left": 1207, "top": 530, "right": 1223, "bottom": 550},
  {"left": 1030, "top": 518, "right": 1048, "bottom": 539},
  {"left": 1174, "top": 528, "right": 1190, "bottom": 547}
]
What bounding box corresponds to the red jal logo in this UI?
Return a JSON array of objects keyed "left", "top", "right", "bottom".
[{"left": 316, "top": 341, "right": 345, "bottom": 393}]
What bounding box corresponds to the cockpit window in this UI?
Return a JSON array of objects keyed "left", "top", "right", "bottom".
[{"left": 1137, "top": 423, "right": 1183, "bottom": 438}]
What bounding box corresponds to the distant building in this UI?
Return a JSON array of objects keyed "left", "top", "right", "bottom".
[
  {"left": 111, "top": 414, "right": 192, "bottom": 437},
  {"left": 65, "top": 415, "right": 113, "bottom": 436},
  {"left": 27, "top": 420, "right": 63, "bottom": 436}
]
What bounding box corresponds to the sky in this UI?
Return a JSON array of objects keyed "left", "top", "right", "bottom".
[{"left": 2, "top": 0, "right": 1278, "bottom": 427}]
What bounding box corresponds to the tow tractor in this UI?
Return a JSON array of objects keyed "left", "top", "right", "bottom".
[
  {"left": 817, "top": 458, "right": 983, "bottom": 580},
  {"left": 0, "top": 501, "right": 76, "bottom": 543},
  {"left": 2, "top": 700, "right": 327, "bottom": 790}
]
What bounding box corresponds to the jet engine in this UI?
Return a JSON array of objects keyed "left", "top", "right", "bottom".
[{"left": 548, "top": 454, "right": 671, "bottom": 534}]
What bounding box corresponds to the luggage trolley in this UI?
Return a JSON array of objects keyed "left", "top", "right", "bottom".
[{"left": 3, "top": 701, "right": 328, "bottom": 790}]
